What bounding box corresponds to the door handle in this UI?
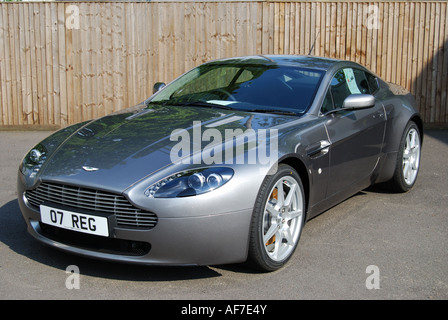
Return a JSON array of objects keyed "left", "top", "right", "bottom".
[{"left": 306, "top": 140, "right": 331, "bottom": 158}]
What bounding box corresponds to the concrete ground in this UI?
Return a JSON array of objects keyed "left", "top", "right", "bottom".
[{"left": 0, "top": 129, "right": 447, "bottom": 300}]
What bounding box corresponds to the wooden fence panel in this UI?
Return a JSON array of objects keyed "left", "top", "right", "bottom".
[{"left": 0, "top": 1, "right": 447, "bottom": 128}]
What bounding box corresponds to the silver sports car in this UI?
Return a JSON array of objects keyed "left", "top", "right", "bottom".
[{"left": 18, "top": 55, "right": 422, "bottom": 271}]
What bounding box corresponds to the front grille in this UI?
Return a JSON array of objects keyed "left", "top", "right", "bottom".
[{"left": 25, "top": 182, "right": 158, "bottom": 230}]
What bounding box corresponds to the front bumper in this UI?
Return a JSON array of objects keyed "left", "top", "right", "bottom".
[{"left": 17, "top": 174, "right": 254, "bottom": 266}]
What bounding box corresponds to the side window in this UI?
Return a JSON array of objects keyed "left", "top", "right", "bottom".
[
  {"left": 365, "top": 72, "right": 379, "bottom": 94},
  {"left": 321, "top": 68, "right": 374, "bottom": 114},
  {"left": 329, "top": 69, "right": 352, "bottom": 109},
  {"left": 352, "top": 69, "right": 370, "bottom": 94},
  {"left": 351, "top": 69, "right": 379, "bottom": 94},
  {"left": 321, "top": 90, "right": 334, "bottom": 114}
]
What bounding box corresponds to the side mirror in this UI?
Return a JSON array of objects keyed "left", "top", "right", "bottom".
[
  {"left": 342, "top": 94, "right": 375, "bottom": 110},
  {"left": 153, "top": 82, "right": 166, "bottom": 94}
]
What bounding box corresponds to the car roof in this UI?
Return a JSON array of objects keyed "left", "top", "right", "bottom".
[{"left": 205, "top": 55, "right": 343, "bottom": 71}]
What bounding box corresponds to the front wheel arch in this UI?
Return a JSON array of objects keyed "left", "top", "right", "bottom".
[{"left": 410, "top": 114, "right": 423, "bottom": 144}]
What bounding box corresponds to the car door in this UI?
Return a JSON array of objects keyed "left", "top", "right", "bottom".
[{"left": 322, "top": 68, "right": 386, "bottom": 197}]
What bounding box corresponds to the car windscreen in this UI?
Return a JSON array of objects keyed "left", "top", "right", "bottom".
[{"left": 149, "top": 63, "right": 324, "bottom": 115}]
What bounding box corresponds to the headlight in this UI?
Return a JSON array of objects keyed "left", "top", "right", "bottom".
[
  {"left": 144, "top": 167, "right": 234, "bottom": 198},
  {"left": 21, "top": 144, "right": 48, "bottom": 178}
]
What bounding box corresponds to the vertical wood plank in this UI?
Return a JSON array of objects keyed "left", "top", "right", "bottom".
[
  {"left": 422, "top": 2, "right": 432, "bottom": 122},
  {"left": 432, "top": 2, "right": 441, "bottom": 123},
  {"left": 65, "top": 3, "right": 74, "bottom": 125},
  {"left": 21, "top": 3, "right": 33, "bottom": 124},
  {"left": 415, "top": 2, "right": 426, "bottom": 116},
  {"left": 397, "top": 3, "right": 404, "bottom": 87},
  {"left": 29, "top": 3, "right": 39, "bottom": 124},
  {"left": 10, "top": 4, "right": 20, "bottom": 125},
  {"left": 57, "top": 3, "right": 67, "bottom": 126},
  {"left": 314, "top": 2, "right": 321, "bottom": 57},
  {"left": 376, "top": 2, "right": 383, "bottom": 76},
  {"left": 405, "top": 2, "right": 414, "bottom": 91},
  {"left": 411, "top": 2, "right": 419, "bottom": 100},
  {"left": 0, "top": 4, "right": 8, "bottom": 125},
  {"left": 441, "top": 3, "right": 448, "bottom": 123},
  {"left": 50, "top": 3, "right": 60, "bottom": 126}
]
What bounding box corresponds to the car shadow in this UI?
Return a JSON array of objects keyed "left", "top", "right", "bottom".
[
  {"left": 424, "top": 129, "right": 448, "bottom": 146},
  {"left": 0, "top": 199, "right": 231, "bottom": 281}
]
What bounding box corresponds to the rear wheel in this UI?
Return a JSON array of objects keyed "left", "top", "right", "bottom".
[
  {"left": 247, "top": 165, "right": 305, "bottom": 272},
  {"left": 386, "top": 121, "right": 421, "bottom": 192}
]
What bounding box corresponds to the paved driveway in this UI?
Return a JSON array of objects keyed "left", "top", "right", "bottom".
[{"left": 0, "top": 129, "right": 447, "bottom": 300}]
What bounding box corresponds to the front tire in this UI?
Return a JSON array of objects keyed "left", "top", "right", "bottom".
[
  {"left": 386, "top": 121, "right": 422, "bottom": 192},
  {"left": 247, "top": 165, "right": 305, "bottom": 272}
]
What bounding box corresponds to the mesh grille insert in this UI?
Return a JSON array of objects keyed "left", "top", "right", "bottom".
[{"left": 25, "top": 182, "right": 157, "bottom": 230}]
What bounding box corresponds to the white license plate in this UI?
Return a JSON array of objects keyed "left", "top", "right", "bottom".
[{"left": 40, "top": 205, "right": 109, "bottom": 237}]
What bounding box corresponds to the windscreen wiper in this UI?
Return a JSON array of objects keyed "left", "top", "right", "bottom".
[
  {"left": 172, "top": 100, "right": 234, "bottom": 110},
  {"left": 248, "top": 109, "right": 300, "bottom": 116}
]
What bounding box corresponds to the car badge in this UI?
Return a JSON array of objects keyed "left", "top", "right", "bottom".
[{"left": 82, "top": 166, "right": 99, "bottom": 172}]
